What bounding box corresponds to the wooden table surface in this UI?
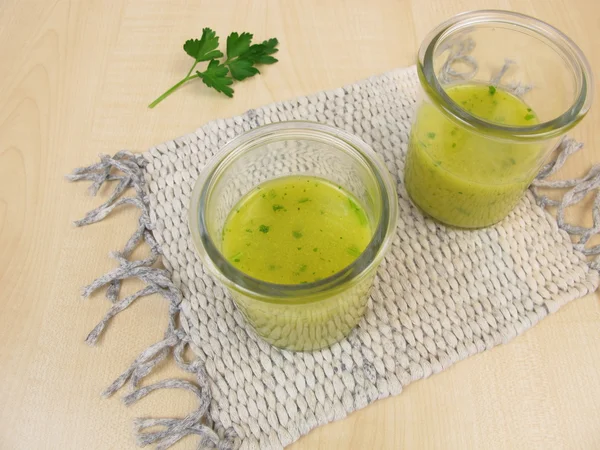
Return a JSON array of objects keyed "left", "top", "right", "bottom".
[{"left": 2, "top": 1, "right": 599, "bottom": 449}]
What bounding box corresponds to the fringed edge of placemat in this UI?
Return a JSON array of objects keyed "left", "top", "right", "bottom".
[
  {"left": 532, "top": 138, "right": 600, "bottom": 269},
  {"left": 67, "top": 131, "right": 599, "bottom": 449},
  {"left": 67, "top": 151, "right": 238, "bottom": 449}
]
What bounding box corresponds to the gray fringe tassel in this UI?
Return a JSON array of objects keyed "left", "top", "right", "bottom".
[
  {"left": 67, "top": 152, "right": 238, "bottom": 450},
  {"left": 532, "top": 137, "right": 600, "bottom": 270},
  {"left": 440, "top": 38, "right": 533, "bottom": 98}
]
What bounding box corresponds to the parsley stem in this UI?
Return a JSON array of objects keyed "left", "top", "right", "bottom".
[
  {"left": 148, "top": 73, "right": 200, "bottom": 108},
  {"left": 185, "top": 61, "right": 199, "bottom": 78}
]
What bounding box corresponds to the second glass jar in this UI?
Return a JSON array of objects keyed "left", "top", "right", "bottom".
[{"left": 405, "top": 10, "right": 593, "bottom": 228}]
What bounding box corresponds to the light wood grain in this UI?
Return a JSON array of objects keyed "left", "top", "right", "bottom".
[{"left": 1, "top": 1, "right": 599, "bottom": 449}]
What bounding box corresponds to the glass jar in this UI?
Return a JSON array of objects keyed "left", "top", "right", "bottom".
[
  {"left": 188, "top": 121, "right": 398, "bottom": 351},
  {"left": 404, "top": 10, "right": 593, "bottom": 228}
]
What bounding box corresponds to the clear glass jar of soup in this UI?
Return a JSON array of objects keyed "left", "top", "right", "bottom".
[
  {"left": 188, "top": 122, "right": 398, "bottom": 351},
  {"left": 404, "top": 10, "right": 593, "bottom": 228}
]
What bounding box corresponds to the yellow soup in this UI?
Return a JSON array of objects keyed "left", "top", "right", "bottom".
[
  {"left": 405, "top": 84, "right": 541, "bottom": 228},
  {"left": 222, "top": 176, "right": 372, "bottom": 284}
]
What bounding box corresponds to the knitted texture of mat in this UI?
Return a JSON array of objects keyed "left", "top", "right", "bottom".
[{"left": 69, "top": 66, "right": 600, "bottom": 450}]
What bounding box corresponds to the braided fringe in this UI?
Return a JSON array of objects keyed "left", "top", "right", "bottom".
[
  {"left": 531, "top": 137, "right": 600, "bottom": 270},
  {"left": 67, "top": 152, "right": 238, "bottom": 450}
]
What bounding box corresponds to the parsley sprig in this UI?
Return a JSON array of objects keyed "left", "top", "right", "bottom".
[{"left": 148, "top": 28, "right": 279, "bottom": 108}]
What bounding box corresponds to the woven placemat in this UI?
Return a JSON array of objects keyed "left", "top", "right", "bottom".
[{"left": 69, "top": 65, "right": 600, "bottom": 450}]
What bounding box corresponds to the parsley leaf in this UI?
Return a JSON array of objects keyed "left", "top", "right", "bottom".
[
  {"left": 197, "top": 60, "right": 233, "bottom": 97},
  {"left": 184, "top": 28, "right": 224, "bottom": 62},
  {"left": 224, "top": 35, "right": 278, "bottom": 81},
  {"left": 148, "top": 28, "right": 280, "bottom": 108},
  {"left": 244, "top": 38, "right": 279, "bottom": 64},
  {"left": 226, "top": 32, "right": 253, "bottom": 59},
  {"left": 228, "top": 58, "right": 260, "bottom": 81}
]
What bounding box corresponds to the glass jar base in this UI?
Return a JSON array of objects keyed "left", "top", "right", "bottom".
[
  {"left": 404, "top": 187, "right": 511, "bottom": 230},
  {"left": 229, "top": 273, "right": 375, "bottom": 352}
]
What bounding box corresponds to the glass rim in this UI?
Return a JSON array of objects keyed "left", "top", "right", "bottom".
[
  {"left": 188, "top": 121, "right": 398, "bottom": 303},
  {"left": 418, "top": 9, "right": 594, "bottom": 140}
]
